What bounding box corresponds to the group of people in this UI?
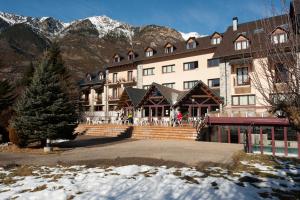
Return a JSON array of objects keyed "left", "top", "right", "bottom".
[
  {"left": 116, "top": 110, "right": 183, "bottom": 126},
  {"left": 117, "top": 112, "right": 133, "bottom": 124},
  {"left": 171, "top": 111, "right": 183, "bottom": 127}
]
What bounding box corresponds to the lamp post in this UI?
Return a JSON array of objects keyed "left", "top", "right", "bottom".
[{"left": 192, "top": 98, "right": 195, "bottom": 123}]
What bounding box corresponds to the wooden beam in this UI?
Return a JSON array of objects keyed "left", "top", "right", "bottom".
[{"left": 191, "top": 95, "right": 210, "bottom": 98}]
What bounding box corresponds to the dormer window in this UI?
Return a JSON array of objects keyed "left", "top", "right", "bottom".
[
  {"left": 145, "top": 47, "right": 154, "bottom": 57},
  {"left": 165, "top": 43, "right": 174, "bottom": 54},
  {"left": 87, "top": 74, "right": 92, "bottom": 81},
  {"left": 234, "top": 35, "right": 249, "bottom": 50},
  {"left": 271, "top": 28, "right": 288, "bottom": 44},
  {"left": 186, "top": 38, "right": 197, "bottom": 49},
  {"left": 128, "top": 51, "right": 135, "bottom": 60},
  {"left": 114, "top": 54, "right": 121, "bottom": 63},
  {"left": 211, "top": 32, "right": 222, "bottom": 45},
  {"left": 99, "top": 72, "right": 104, "bottom": 80}
]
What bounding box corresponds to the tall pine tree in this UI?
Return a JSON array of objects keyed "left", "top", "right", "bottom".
[
  {"left": 0, "top": 80, "right": 15, "bottom": 111},
  {"left": 12, "top": 44, "right": 78, "bottom": 147}
]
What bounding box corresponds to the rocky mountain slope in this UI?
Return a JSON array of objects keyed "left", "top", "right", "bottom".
[{"left": 0, "top": 12, "right": 195, "bottom": 81}]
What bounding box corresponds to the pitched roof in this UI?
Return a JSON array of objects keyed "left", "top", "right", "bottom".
[
  {"left": 213, "top": 14, "right": 289, "bottom": 59},
  {"left": 79, "top": 70, "right": 106, "bottom": 87},
  {"left": 125, "top": 87, "right": 147, "bottom": 106},
  {"left": 138, "top": 82, "right": 184, "bottom": 107},
  {"left": 109, "top": 36, "right": 216, "bottom": 68},
  {"left": 174, "top": 80, "right": 223, "bottom": 107}
]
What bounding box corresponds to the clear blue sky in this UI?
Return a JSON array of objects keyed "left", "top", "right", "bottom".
[{"left": 0, "top": 0, "right": 285, "bottom": 35}]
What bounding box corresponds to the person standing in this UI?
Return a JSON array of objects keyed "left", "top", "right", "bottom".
[{"left": 177, "top": 111, "right": 183, "bottom": 126}]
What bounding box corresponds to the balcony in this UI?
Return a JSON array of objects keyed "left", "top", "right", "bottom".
[
  {"left": 95, "top": 97, "right": 103, "bottom": 105},
  {"left": 233, "top": 77, "right": 251, "bottom": 87},
  {"left": 108, "top": 95, "right": 121, "bottom": 102},
  {"left": 80, "top": 99, "right": 90, "bottom": 106}
]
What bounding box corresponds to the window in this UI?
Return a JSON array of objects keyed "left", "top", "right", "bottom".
[
  {"left": 114, "top": 56, "right": 120, "bottom": 63},
  {"left": 165, "top": 44, "right": 174, "bottom": 53},
  {"left": 275, "top": 63, "right": 288, "bottom": 83},
  {"left": 183, "top": 61, "right": 198, "bottom": 71},
  {"left": 183, "top": 80, "right": 198, "bottom": 90},
  {"left": 162, "top": 82, "right": 175, "bottom": 88},
  {"left": 232, "top": 95, "right": 256, "bottom": 106},
  {"left": 208, "top": 78, "right": 220, "bottom": 88},
  {"left": 207, "top": 59, "right": 219, "bottom": 67},
  {"left": 99, "top": 73, "right": 104, "bottom": 80},
  {"left": 211, "top": 37, "right": 222, "bottom": 45},
  {"left": 235, "top": 40, "right": 249, "bottom": 50},
  {"left": 128, "top": 52, "right": 135, "bottom": 60},
  {"left": 143, "top": 68, "right": 154, "bottom": 76},
  {"left": 143, "top": 85, "right": 151, "bottom": 90},
  {"left": 145, "top": 50, "right": 153, "bottom": 57},
  {"left": 113, "top": 73, "right": 118, "bottom": 83},
  {"left": 236, "top": 67, "right": 249, "bottom": 85},
  {"left": 186, "top": 40, "right": 196, "bottom": 49},
  {"left": 87, "top": 74, "right": 92, "bottom": 81},
  {"left": 112, "top": 88, "right": 118, "bottom": 99},
  {"left": 127, "top": 71, "right": 133, "bottom": 81},
  {"left": 162, "top": 65, "right": 175, "bottom": 73},
  {"left": 272, "top": 33, "right": 287, "bottom": 44}
]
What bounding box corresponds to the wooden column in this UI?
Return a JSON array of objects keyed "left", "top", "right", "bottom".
[
  {"left": 260, "top": 127, "right": 263, "bottom": 155},
  {"left": 284, "top": 127, "right": 288, "bottom": 157},
  {"left": 237, "top": 126, "right": 241, "bottom": 144},
  {"left": 227, "top": 127, "right": 231, "bottom": 143},
  {"left": 298, "top": 132, "right": 300, "bottom": 159},
  {"left": 218, "top": 126, "right": 221, "bottom": 143},
  {"left": 271, "top": 127, "right": 275, "bottom": 156}
]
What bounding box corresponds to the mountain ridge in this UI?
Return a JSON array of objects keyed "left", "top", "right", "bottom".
[{"left": 0, "top": 11, "right": 201, "bottom": 81}]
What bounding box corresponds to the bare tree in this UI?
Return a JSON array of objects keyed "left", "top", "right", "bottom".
[{"left": 250, "top": 0, "right": 300, "bottom": 131}]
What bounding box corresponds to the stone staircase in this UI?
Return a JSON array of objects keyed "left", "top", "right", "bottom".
[
  {"left": 76, "top": 124, "right": 132, "bottom": 138},
  {"left": 76, "top": 124, "right": 197, "bottom": 141}
]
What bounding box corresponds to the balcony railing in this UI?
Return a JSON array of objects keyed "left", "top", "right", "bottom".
[{"left": 233, "top": 77, "right": 251, "bottom": 86}]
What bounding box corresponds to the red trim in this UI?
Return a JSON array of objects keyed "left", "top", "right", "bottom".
[
  {"left": 238, "top": 126, "right": 241, "bottom": 144},
  {"left": 218, "top": 126, "right": 221, "bottom": 143},
  {"left": 284, "top": 127, "right": 288, "bottom": 157},
  {"left": 271, "top": 127, "right": 275, "bottom": 156},
  {"left": 208, "top": 117, "right": 289, "bottom": 126},
  {"left": 227, "top": 127, "right": 231, "bottom": 143}
]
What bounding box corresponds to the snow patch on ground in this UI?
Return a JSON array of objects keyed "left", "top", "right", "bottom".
[{"left": 1, "top": 160, "right": 299, "bottom": 200}]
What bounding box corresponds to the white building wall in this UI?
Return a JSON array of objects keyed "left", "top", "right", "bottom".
[{"left": 141, "top": 53, "right": 219, "bottom": 91}]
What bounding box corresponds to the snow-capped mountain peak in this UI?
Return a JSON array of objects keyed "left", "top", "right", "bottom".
[
  {"left": 180, "top": 31, "right": 205, "bottom": 40},
  {"left": 0, "top": 12, "right": 27, "bottom": 25},
  {"left": 85, "top": 15, "right": 131, "bottom": 38}
]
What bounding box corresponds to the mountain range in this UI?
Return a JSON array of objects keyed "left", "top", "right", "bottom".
[{"left": 0, "top": 12, "right": 201, "bottom": 81}]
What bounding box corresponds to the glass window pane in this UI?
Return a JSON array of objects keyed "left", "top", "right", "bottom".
[
  {"left": 232, "top": 97, "right": 239, "bottom": 105},
  {"left": 240, "top": 96, "right": 248, "bottom": 105},
  {"left": 248, "top": 95, "right": 255, "bottom": 105}
]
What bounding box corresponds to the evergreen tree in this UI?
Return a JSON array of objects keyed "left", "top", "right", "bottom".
[
  {"left": 0, "top": 80, "right": 15, "bottom": 111},
  {"left": 19, "top": 61, "right": 35, "bottom": 86},
  {"left": 12, "top": 52, "right": 78, "bottom": 147}
]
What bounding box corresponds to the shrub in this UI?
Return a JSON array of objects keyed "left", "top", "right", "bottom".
[{"left": 8, "top": 127, "right": 27, "bottom": 147}]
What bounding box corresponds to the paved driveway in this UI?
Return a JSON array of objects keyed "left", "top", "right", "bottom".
[{"left": 0, "top": 136, "right": 243, "bottom": 167}]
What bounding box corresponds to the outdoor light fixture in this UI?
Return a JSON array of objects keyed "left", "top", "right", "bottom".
[{"left": 276, "top": 109, "right": 285, "bottom": 118}]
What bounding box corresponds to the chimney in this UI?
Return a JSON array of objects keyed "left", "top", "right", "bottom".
[{"left": 233, "top": 17, "right": 238, "bottom": 31}]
